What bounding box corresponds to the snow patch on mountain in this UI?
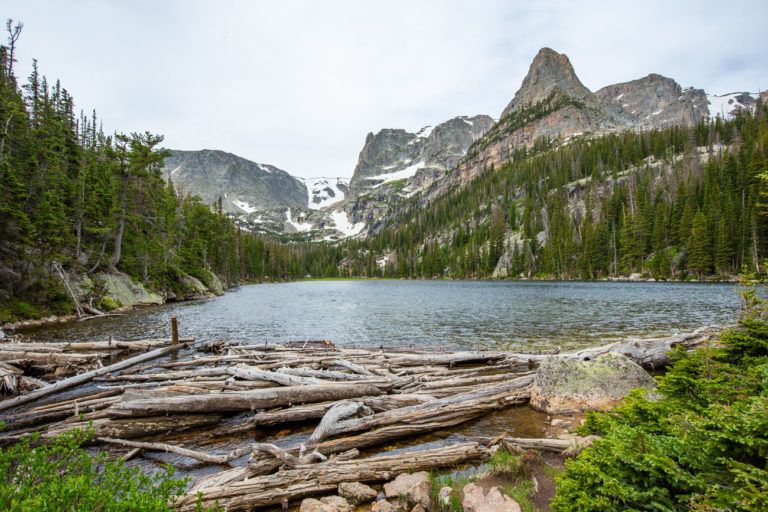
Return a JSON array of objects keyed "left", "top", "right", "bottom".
[
  {"left": 367, "top": 160, "right": 426, "bottom": 186},
  {"left": 285, "top": 208, "right": 313, "bottom": 232},
  {"left": 300, "top": 177, "right": 349, "bottom": 210},
  {"left": 233, "top": 198, "right": 258, "bottom": 214},
  {"left": 708, "top": 92, "right": 758, "bottom": 119},
  {"left": 330, "top": 210, "right": 365, "bottom": 237}
]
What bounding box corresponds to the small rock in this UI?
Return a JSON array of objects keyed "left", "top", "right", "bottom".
[
  {"left": 551, "top": 418, "right": 569, "bottom": 427},
  {"left": 299, "top": 498, "right": 327, "bottom": 512},
  {"left": 383, "top": 472, "right": 431, "bottom": 509},
  {"left": 461, "top": 483, "right": 521, "bottom": 512},
  {"left": 370, "top": 500, "right": 397, "bottom": 512},
  {"left": 300, "top": 496, "right": 352, "bottom": 512},
  {"left": 320, "top": 496, "right": 353, "bottom": 512},
  {"left": 410, "top": 505, "right": 426, "bottom": 512},
  {"left": 339, "top": 482, "right": 378, "bottom": 504},
  {"left": 437, "top": 486, "right": 453, "bottom": 506}
]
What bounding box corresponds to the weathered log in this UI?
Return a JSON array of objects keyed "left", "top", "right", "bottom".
[
  {"left": 222, "top": 394, "right": 434, "bottom": 433},
  {"left": 46, "top": 414, "right": 222, "bottom": 439},
  {"left": 501, "top": 435, "right": 597, "bottom": 453},
  {"left": 107, "top": 384, "right": 383, "bottom": 417},
  {"left": 98, "top": 437, "right": 251, "bottom": 464},
  {"left": 0, "top": 343, "right": 187, "bottom": 413},
  {"left": 502, "top": 326, "right": 718, "bottom": 370},
  {"left": 277, "top": 367, "right": 374, "bottom": 381},
  {"left": 384, "top": 351, "right": 506, "bottom": 367},
  {"left": 176, "top": 442, "right": 487, "bottom": 511},
  {"left": 328, "top": 359, "right": 376, "bottom": 376},
  {"left": 308, "top": 401, "right": 367, "bottom": 445},
  {"left": 227, "top": 365, "right": 327, "bottom": 386}
]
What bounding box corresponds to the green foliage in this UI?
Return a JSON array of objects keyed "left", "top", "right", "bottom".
[
  {"left": 0, "top": 428, "right": 190, "bottom": 511},
  {"left": 551, "top": 285, "right": 768, "bottom": 511},
  {"left": 99, "top": 296, "right": 121, "bottom": 312}
]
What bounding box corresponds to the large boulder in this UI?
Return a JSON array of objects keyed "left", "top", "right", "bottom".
[
  {"left": 461, "top": 483, "right": 521, "bottom": 512},
  {"left": 383, "top": 471, "right": 431, "bottom": 509},
  {"left": 90, "top": 271, "right": 163, "bottom": 308},
  {"left": 530, "top": 352, "right": 656, "bottom": 414}
]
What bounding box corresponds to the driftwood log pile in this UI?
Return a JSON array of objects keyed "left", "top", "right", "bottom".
[{"left": 0, "top": 326, "right": 717, "bottom": 510}]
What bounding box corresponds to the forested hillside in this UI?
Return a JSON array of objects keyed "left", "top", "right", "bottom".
[
  {"left": 335, "top": 107, "right": 768, "bottom": 280},
  {"left": 0, "top": 23, "right": 319, "bottom": 321}
]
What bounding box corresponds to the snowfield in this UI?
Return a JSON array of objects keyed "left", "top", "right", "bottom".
[
  {"left": 708, "top": 92, "right": 757, "bottom": 119},
  {"left": 367, "top": 160, "right": 426, "bottom": 186},
  {"left": 299, "top": 177, "right": 349, "bottom": 210},
  {"left": 285, "top": 208, "right": 313, "bottom": 232},
  {"left": 330, "top": 210, "right": 365, "bottom": 237}
]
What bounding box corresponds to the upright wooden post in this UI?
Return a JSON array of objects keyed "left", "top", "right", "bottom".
[{"left": 171, "top": 316, "right": 179, "bottom": 345}]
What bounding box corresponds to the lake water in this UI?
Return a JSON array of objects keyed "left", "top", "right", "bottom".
[{"left": 25, "top": 280, "right": 740, "bottom": 351}]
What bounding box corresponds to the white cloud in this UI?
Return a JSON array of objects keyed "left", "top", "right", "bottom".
[{"left": 6, "top": 0, "right": 767, "bottom": 178}]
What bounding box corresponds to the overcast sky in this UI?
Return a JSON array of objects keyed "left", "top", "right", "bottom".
[{"left": 6, "top": 0, "right": 767, "bottom": 178}]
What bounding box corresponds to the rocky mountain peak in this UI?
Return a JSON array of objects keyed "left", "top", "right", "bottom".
[{"left": 501, "top": 47, "right": 592, "bottom": 117}]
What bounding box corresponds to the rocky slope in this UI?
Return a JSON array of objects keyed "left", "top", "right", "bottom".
[{"left": 338, "top": 115, "right": 495, "bottom": 230}]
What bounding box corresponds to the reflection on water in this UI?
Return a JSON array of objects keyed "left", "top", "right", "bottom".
[{"left": 24, "top": 280, "right": 739, "bottom": 351}]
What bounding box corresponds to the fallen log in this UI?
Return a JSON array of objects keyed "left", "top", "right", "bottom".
[
  {"left": 107, "top": 383, "right": 383, "bottom": 417},
  {"left": 227, "top": 365, "right": 327, "bottom": 386},
  {"left": 45, "top": 414, "right": 222, "bottom": 439},
  {"left": 502, "top": 326, "right": 719, "bottom": 370},
  {"left": 222, "top": 394, "right": 434, "bottom": 433},
  {"left": 98, "top": 437, "right": 251, "bottom": 464},
  {"left": 176, "top": 442, "right": 488, "bottom": 511},
  {"left": 0, "top": 343, "right": 187, "bottom": 413}
]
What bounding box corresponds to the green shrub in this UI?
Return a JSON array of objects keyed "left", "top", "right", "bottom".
[
  {"left": 99, "top": 296, "right": 122, "bottom": 312},
  {"left": 551, "top": 320, "right": 768, "bottom": 511},
  {"left": 0, "top": 428, "right": 192, "bottom": 511}
]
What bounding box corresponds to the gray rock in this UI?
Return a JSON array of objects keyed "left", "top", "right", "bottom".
[
  {"left": 461, "top": 483, "right": 521, "bottom": 512},
  {"left": 338, "top": 482, "right": 378, "bottom": 504},
  {"left": 437, "top": 486, "right": 453, "bottom": 507},
  {"left": 94, "top": 271, "right": 163, "bottom": 308},
  {"left": 530, "top": 352, "right": 656, "bottom": 414},
  {"left": 300, "top": 496, "right": 352, "bottom": 512},
  {"left": 383, "top": 471, "right": 431, "bottom": 509}
]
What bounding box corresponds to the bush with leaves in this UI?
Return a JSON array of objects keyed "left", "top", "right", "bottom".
[
  {"left": 551, "top": 281, "right": 768, "bottom": 511},
  {"left": 0, "top": 427, "right": 199, "bottom": 511}
]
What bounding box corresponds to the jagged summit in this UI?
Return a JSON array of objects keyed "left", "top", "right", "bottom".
[{"left": 501, "top": 47, "right": 592, "bottom": 117}]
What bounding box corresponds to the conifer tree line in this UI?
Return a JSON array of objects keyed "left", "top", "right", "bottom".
[
  {"left": 335, "top": 104, "right": 768, "bottom": 280},
  {"left": 0, "top": 21, "right": 317, "bottom": 319}
]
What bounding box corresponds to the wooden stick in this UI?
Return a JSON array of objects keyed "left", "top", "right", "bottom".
[{"left": 98, "top": 437, "right": 251, "bottom": 465}]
